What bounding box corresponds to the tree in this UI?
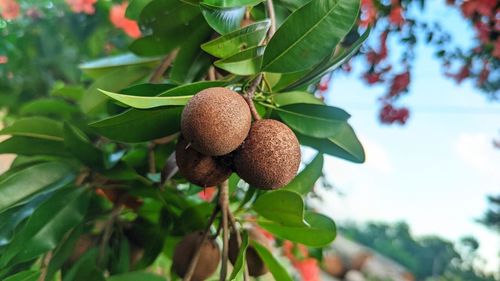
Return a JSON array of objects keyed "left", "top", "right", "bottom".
[{"left": 0, "top": 0, "right": 366, "bottom": 280}]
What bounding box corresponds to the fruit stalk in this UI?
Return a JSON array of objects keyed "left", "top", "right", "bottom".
[
  {"left": 182, "top": 203, "right": 221, "bottom": 281},
  {"left": 244, "top": 75, "right": 263, "bottom": 121},
  {"left": 219, "top": 180, "right": 230, "bottom": 281},
  {"left": 228, "top": 211, "right": 250, "bottom": 281}
]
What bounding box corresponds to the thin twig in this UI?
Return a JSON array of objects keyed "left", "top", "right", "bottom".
[
  {"left": 38, "top": 251, "right": 52, "bottom": 281},
  {"left": 148, "top": 142, "right": 156, "bottom": 174},
  {"left": 183, "top": 205, "right": 221, "bottom": 281},
  {"left": 208, "top": 66, "right": 216, "bottom": 81},
  {"left": 266, "top": 0, "right": 276, "bottom": 38},
  {"left": 228, "top": 211, "right": 250, "bottom": 281},
  {"left": 219, "top": 180, "right": 230, "bottom": 281},
  {"left": 149, "top": 49, "right": 179, "bottom": 83},
  {"left": 99, "top": 203, "right": 124, "bottom": 265},
  {"left": 244, "top": 75, "right": 263, "bottom": 121}
]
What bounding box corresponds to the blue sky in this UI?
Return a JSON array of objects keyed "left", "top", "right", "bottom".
[{"left": 311, "top": 1, "right": 500, "bottom": 272}]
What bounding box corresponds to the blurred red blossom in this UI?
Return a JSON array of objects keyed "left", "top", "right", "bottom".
[
  {"left": 461, "top": 0, "right": 497, "bottom": 17},
  {"left": 380, "top": 104, "right": 410, "bottom": 125},
  {"left": 0, "top": 0, "right": 20, "bottom": 20},
  {"left": 389, "top": 5, "right": 405, "bottom": 26},
  {"left": 0, "top": 55, "right": 8, "bottom": 64},
  {"left": 110, "top": 2, "right": 141, "bottom": 39},
  {"left": 360, "top": 0, "right": 377, "bottom": 27},
  {"left": 65, "top": 0, "right": 97, "bottom": 15},
  {"left": 197, "top": 186, "right": 217, "bottom": 202},
  {"left": 388, "top": 71, "right": 410, "bottom": 97},
  {"left": 293, "top": 258, "right": 321, "bottom": 281}
]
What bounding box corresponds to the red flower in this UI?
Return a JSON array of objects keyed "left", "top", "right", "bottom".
[
  {"left": 380, "top": 104, "right": 410, "bottom": 125},
  {"left": 478, "top": 62, "right": 489, "bottom": 86},
  {"left": 493, "top": 39, "right": 500, "bottom": 59},
  {"left": 360, "top": 0, "right": 377, "bottom": 27},
  {"left": 110, "top": 2, "right": 141, "bottom": 39},
  {"left": 388, "top": 71, "right": 410, "bottom": 97},
  {"left": 389, "top": 5, "right": 404, "bottom": 26},
  {"left": 318, "top": 82, "right": 328, "bottom": 92},
  {"left": 0, "top": 55, "right": 8, "bottom": 64},
  {"left": 198, "top": 186, "right": 217, "bottom": 202},
  {"left": 461, "top": 0, "right": 496, "bottom": 17},
  {"left": 293, "top": 258, "right": 321, "bottom": 281},
  {"left": 0, "top": 0, "right": 20, "bottom": 20},
  {"left": 363, "top": 71, "right": 383, "bottom": 84},
  {"left": 65, "top": 0, "right": 97, "bottom": 15}
]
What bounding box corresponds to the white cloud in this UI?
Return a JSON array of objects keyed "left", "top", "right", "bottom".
[
  {"left": 362, "top": 136, "right": 394, "bottom": 174},
  {"left": 454, "top": 133, "right": 500, "bottom": 180}
]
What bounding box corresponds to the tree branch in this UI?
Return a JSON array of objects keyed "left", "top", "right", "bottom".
[
  {"left": 219, "top": 180, "right": 230, "bottom": 281},
  {"left": 228, "top": 211, "right": 250, "bottom": 281},
  {"left": 244, "top": 75, "right": 263, "bottom": 121},
  {"left": 266, "top": 0, "right": 276, "bottom": 39},
  {"left": 183, "top": 204, "right": 220, "bottom": 281},
  {"left": 149, "top": 49, "right": 179, "bottom": 83}
]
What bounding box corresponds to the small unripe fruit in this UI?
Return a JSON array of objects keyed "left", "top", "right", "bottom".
[
  {"left": 172, "top": 232, "right": 220, "bottom": 281},
  {"left": 181, "top": 87, "right": 251, "bottom": 156},
  {"left": 229, "top": 228, "right": 271, "bottom": 277},
  {"left": 234, "top": 119, "right": 301, "bottom": 189},
  {"left": 176, "top": 136, "right": 232, "bottom": 187}
]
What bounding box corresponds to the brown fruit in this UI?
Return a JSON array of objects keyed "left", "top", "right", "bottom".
[
  {"left": 229, "top": 228, "right": 271, "bottom": 277},
  {"left": 172, "top": 232, "right": 220, "bottom": 281},
  {"left": 181, "top": 87, "right": 251, "bottom": 156},
  {"left": 234, "top": 119, "right": 301, "bottom": 189},
  {"left": 175, "top": 135, "right": 232, "bottom": 187}
]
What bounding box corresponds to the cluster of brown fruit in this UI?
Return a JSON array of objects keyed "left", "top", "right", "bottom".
[
  {"left": 172, "top": 227, "right": 272, "bottom": 280},
  {"left": 176, "top": 87, "right": 301, "bottom": 189}
]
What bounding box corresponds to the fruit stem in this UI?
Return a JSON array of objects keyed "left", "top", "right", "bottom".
[
  {"left": 149, "top": 48, "right": 179, "bottom": 83},
  {"left": 244, "top": 74, "right": 263, "bottom": 121},
  {"left": 228, "top": 211, "right": 250, "bottom": 281},
  {"left": 183, "top": 204, "right": 221, "bottom": 281},
  {"left": 219, "top": 180, "right": 230, "bottom": 281}
]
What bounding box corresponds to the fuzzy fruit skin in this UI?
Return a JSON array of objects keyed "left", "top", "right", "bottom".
[
  {"left": 181, "top": 87, "right": 251, "bottom": 156},
  {"left": 172, "top": 232, "right": 220, "bottom": 281},
  {"left": 176, "top": 136, "right": 232, "bottom": 187},
  {"left": 234, "top": 119, "right": 301, "bottom": 189},
  {"left": 228, "top": 228, "right": 271, "bottom": 277}
]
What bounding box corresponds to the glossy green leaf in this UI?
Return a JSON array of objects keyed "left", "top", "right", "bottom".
[
  {"left": 297, "top": 123, "right": 365, "bottom": 163},
  {"left": 170, "top": 23, "right": 212, "bottom": 84},
  {"left": 79, "top": 53, "right": 160, "bottom": 78},
  {"left": 50, "top": 84, "right": 85, "bottom": 101},
  {"left": 80, "top": 66, "right": 151, "bottom": 115},
  {"left": 201, "top": 4, "right": 246, "bottom": 34},
  {"left": 0, "top": 117, "right": 63, "bottom": 141},
  {"left": 63, "top": 123, "right": 104, "bottom": 168},
  {"left": 272, "top": 91, "right": 323, "bottom": 106},
  {"left": 126, "top": 0, "right": 153, "bottom": 20},
  {"left": 0, "top": 187, "right": 90, "bottom": 266},
  {"left": 262, "top": 0, "right": 360, "bottom": 72},
  {"left": 203, "top": 0, "right": 263, "bottom": 8},
  {"left": 252, "top": 190, "right": 307, "bottom": 227},
  {"left": 284, "top": 153, "right": 323, "bottom": 195},
  {"left": 3, "top": 270, "right": 40, "bottom": 281},
  {"left": 258, "top": 212, "right": 336, "bottom": 247},
  {"left": 90, "top": 107, "right": 183, "bottom": 143},
  {"left": 107, "top": 271, "right": 166, "bottom": 281},
  {"left": 282, "top": 27, "right": 371, "bottom": 90},
  {"left": 19, "top": 98, "right": 79, "bottom": 119},
  {"left": 157, "top": 80, "right": 227, "bottom": 96},
  {"left": 251, "top": 240, "right": 293, "bottom": 281},
  {"left": 45, "top": 225, "right": 84, "bottom": 281},
  {"left": 214, "top": 46, "right": 264, "bottom": 75},
  {"left": 229, "top": 231, "right": 249, "bottom": 280},
  {"left": 139, "top": 0, "right": 200, "bottom": 35},
  {"left": 99, "top": 89, "right": 192, "bottom": 109},
  {"left": 0, "top": 136, "right": 69, "bottom": 157},
  {"left": 273, "top": 103, "right": 350, "bottom": 138},
  {"left": 0, "top": 162, "right": 75, "bottom": 213},
  {"left": 202, "top": 20, "right": 270, "bottom": 58},
  {"left": 121, "top": 83, "right": 176, "bottom": 97},
  {"left": 129, "top": 35, "right": 179, "bottom": 57}
]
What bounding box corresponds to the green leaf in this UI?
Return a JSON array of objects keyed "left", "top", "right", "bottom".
[
  {"left": 0, "top": 162, "right": 75, "bottom": 213},
  {"left": 139, "top": 0, "right": 200, "bottom": 35},
  {"left": 0, "top": 187, "right": 90, "bottom": 266},
  {"left": 80, "top": 66, "right": 151, "bottom": 115},
  {"left": 272, "top": 91, "right": 323, "bottom": 106},
  {"left": 89, "top": 107, "right": 183, "bottom": 143},
  {"left": 19, "top": 98, "right": 79, "bottom": 119},
  {"left": 252, "top": 190, "right": 307, "bottom": 227},
  {"left": 45, "top": 225, "right": 84, "bottom": 281},
  {"left": 273, "top": 103, "right": 350, "bottom": 138},
  {"left": 50, "top": 84, "right": 85, "bottom": 101},
  {"left": 229, "top": 231, "right": 249, "bottom": 280},
  {"left": 63, "top": 123, "right": 104, "bottom": 168},
  {"left": 202, "top": 0, "right": 263, "bottom": 8},
  {"left": 170, "top": 23, "right": 212, "bottom": 84},
  {"left": 126, "top": 0, "right": 153, "bottom": 20},
  {"left": 201, "top": 20, "right": 270, "bottom": 58},
  {"left": 0, "top": 136, "right": 69, "bottom": 157},
  {"left": 99, "top": 89, "right": 192, "bottom": 109},
  {"left": 258, "top": 212, "right": 336, "bottom": 247},
  {"left": 0, "top": 117, "right": 63, "bottom": 141},
  {"left": 214, "top": 46, "right": 264, "bottom": 75},
  {"left": 62, "top": 248, "right": 105, "bottom": 281},
  {"left": 157, "top": 80, "right": 227, "bottom": 96},
  {"left": 3, "top": 270, "right": 40, "bottom": 281},
  {"left": 79, "top": 53, "right": 161, "bottom": 79},
  {"left": 251, "top": 240, "right": 293, "bottom": 281},
  {"left": 107, "top": 271, "right": 166, "bottom": 281},
  {"left": 297, "top": 123, "right": 365, "bottom": 163},
  {"left": 121, "top": 83, "right": 176, "bottom": 97},
  {"left": 262, "top": 0, "right": 360, "bottom": 73},
  {"left": 201, "top": 4, "right": 246, "bottom": 34},
  {"left": 129, "top": 36, "right": 179, "bottom": 57},
  {"left": 284, "top": 153, "right": 323, "bottom": 195},
  {"left": 282, "top": 27, "right": 371, "bottom": 90}
]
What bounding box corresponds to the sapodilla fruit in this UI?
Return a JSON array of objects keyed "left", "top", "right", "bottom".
[
  {"left": 172, "top": 232, "right": 220, "bottom": 281},
  {"left": 229, "top": 228, "right": 271, "bottom": 277},
  {"left": 181, "top": 87, "right": 251, "bottom": 156},
  {"left": 176, "top": 135, "right": 232, "bottom": 187},
  {"left": 234, "top": 119, "right": 300, "bottom": 189}
]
